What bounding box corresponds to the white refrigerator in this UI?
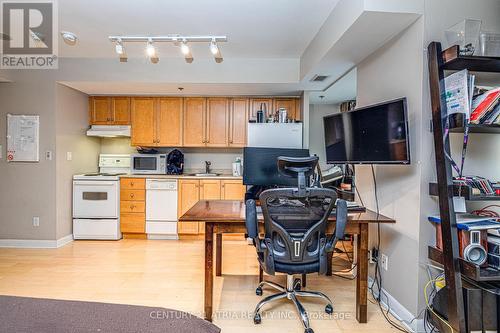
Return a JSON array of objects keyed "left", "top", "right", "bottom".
[{"left": 247, "top": 123, "right": 303, "bottom": 149}]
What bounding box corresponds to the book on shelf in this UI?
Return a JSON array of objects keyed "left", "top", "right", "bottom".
[
  {"left": 470, "top": 87, "right": 500, "bottom": 125},
  {"left": 454, "top": 176, "right": 497, "bottom": 195},
  {"left": 443, "top": 69, "right": 474, "bottom": 118}
]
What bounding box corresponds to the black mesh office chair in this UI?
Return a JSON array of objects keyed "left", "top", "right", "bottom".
[{"left": 245, "top": 156, "right": 348, "bottom": 333}]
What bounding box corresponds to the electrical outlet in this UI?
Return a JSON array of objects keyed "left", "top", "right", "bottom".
[
  {"left": 45, "top": 151, "right": 53, "bottom": 160},
  {"left": 368, "top": 250, "right": 376, "bottom": 264},
  {"left": 381, "top": 253, "right": 389, "bottom": 271},
  {"left": 32, "top": 216, "right": 40, "bottom": 227}
]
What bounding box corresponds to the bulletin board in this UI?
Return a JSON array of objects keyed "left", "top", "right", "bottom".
[{"left": 6, "top": 114, "right": 40, "bottom": 162}]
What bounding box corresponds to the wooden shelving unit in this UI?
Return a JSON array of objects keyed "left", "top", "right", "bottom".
[{"left": 427, "top": 42, "right": 500, "bottom": 333}]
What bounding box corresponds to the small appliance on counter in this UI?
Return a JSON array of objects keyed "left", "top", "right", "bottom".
[
  {"left": 131, "top": 153, "right": 167, "bottom": 174},
  {"left": 167, "top": 149, "right": 184, "bottom": 175},
  {"left": 72, "top": 154, "right": 131, "bottom": 240},
  {"left": 232, "top": 157, "right": 242, "bottom": 176}
]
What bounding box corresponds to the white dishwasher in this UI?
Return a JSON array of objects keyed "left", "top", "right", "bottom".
[{"left": 146, "top": 179, "right": 178, "bottom": 240}]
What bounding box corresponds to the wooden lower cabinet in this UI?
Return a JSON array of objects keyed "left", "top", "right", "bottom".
[
  {"left": 221, "top": 180, "right": 247, "bottom": 200},
  {"left": 177, "top": 178, "right": 245, "bottom": 235},
  {"left": 120, "top": 178, "right": 145, "bottom": 236}
]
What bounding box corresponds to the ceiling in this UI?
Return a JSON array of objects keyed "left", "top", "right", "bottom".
[
  {"left": 58, "top": 0, "right": 340, "bottom": 59},
  {"left": 309, "top": 67, "right": 356, "bottom": 104},
  {"left": 59, "top": 82, "right": 303, "bottom": 96}
]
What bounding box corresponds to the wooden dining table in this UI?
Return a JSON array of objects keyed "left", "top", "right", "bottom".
[{"left": 179, "top": 200, "right": 395, "bottom": 323}]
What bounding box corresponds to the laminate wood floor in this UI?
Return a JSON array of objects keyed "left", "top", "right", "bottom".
[{"left": 0, "top": 239, "right": 400, "bottom": 333}]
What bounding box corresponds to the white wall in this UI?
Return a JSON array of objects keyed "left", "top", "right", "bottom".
[
  {"left": 356, "top": 17, "right": 424, "bottom": 315},
  {"left": 0, "top": 74, "right": 57, "bottom": 240},
  {"left": 55, "top": 84, "right": 100, "bottom": 239},
  {"left": 308, "top": 104, "right": 340, "bottom": 169}
]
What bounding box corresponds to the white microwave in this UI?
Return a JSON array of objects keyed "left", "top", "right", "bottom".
[{"left": 131, "top": 154, "right": 167, "bottom": 174}]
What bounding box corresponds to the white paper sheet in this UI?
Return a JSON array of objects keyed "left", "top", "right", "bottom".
[{"left": 6, "top": 114, "right": 40, "bottom": 162}]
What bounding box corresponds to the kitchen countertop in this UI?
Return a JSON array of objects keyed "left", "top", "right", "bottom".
[{"left": 119, "top": 174, "right": 242, "bottom": 180}]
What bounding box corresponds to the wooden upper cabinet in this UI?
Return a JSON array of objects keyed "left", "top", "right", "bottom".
[
  {"left": 89, "top": 96, "right": 131, "bottom": 125},
  {"left": 131, "top": 97, "right": 156, "bottom": 146},
  {"left": 183, "top": 98, "right": 206, "bottom": 147},
  {"left": 206, "top": 98, "right": 229, "bottom": 147},
  {"left": 273, "top": 98, "right": 300, "bottom": 121},
  {"left": 200, "top": 179, "right": 221, "bottom": 200},
  {"left": 111, "top": 97, "right": 131, "bottom": 124},
  {"left": 249, "top": 98, "right": 273, "bottom": 121},
  {"left": 229, "top": 98, "right": 248, "bottom": 147},
  {"left": 221, "top": 180, "right": 246, "bottom": 200},
  {"left": 90, "top": 97, "right": 112, "bottom": 124},
  {"left": 157, "top": 98, "right": 183, "bottom": 147}
]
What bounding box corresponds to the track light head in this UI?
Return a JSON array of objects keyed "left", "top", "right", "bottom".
[
  {"left": 115, "top": 40, "right": 124, "bottom": 55},
  {"left": 146, "top": 39, "right": 156, "bottom": 57},
  {"left": 209, "top": 39, "right": 219, "bottom": 55},
  {"left": 180, "top": 40, "right": 190, "bottom": 55}
]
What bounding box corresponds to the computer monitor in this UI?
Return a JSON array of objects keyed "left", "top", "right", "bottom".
[
  {"left": 323, "top": 97, "right": 410, "bottom": 164},
  {"left": 243, "top": 147, "right": 310, "bottom": 186}
]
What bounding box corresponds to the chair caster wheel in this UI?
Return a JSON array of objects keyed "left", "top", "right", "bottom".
[
  {"left": 304, "top": 328, "right": 314, "bottom": 333},
  {"left": 253, "top": 313, "right": 262, "bottom": 324},
  {"left": 325, "top": 304, "right": 333, "bottom": 314},
  {"left": 293, "top": 278, "right": 301, "bottom": 291},
  {"left": 255, "top": 287, "right": 263, "bottom": 296}
]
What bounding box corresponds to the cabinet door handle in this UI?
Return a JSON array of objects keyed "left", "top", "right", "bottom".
[
  {"left": 130, "top": 182, "right": 134, "bottom": 187},
  {"left": 130, "top": 205, "right": 135, "bottom": 210},
  {"left": 130, "top": 193, "right": 135, "bottom": 198}
]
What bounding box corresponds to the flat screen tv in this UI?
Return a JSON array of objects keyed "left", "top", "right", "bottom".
[{"left": 323, "top": 97, "right": 410, "bottom": 165}]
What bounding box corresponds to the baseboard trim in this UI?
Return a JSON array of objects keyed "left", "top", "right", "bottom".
[
  {"left": 368, "top": 277, "right": 423, "bottom": 333},
  {"left": 0, "top": 235, "right": 74, "bottom": 249}
]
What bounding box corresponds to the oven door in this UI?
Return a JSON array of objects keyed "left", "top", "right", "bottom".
[
  {"left": 73, "top": 180, "right": 118, "bottom": 218},
  {"left": 132, "top": 156, "right": 159, "bottom": 174}
]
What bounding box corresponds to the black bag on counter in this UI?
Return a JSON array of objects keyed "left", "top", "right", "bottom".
[{"left": 167, "top": 149, "right": 184, "bottom": 175}]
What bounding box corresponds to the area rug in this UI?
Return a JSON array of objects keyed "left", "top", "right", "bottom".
[{"left": 0, "top": 295, "right": 220, "bottom": 333}]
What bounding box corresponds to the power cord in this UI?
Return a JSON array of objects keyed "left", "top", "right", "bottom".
[{"left": 367, "top": 165, "right": 411, "bottom": 333}]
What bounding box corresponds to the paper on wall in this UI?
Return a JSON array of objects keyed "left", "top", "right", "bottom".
[{"left": 6, "top": 114, "right": 40, "bottom": 162}]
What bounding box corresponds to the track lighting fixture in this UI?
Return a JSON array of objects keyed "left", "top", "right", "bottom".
[{"left": 108, "top": 35, "right": 227, "bottom": 63}]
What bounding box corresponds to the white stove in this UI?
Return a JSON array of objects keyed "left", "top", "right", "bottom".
[
  {"left": 73, "top": 173, "right": 124, "bottom": 181},
  {"left": 72, "top": 154, "right": 130, "bottom": 240}
]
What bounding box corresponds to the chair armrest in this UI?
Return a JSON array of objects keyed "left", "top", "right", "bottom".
[
  {"left": 326, "top": 199, "right": 348, "bottom": 250},
  {"left": 245, "top": 199, "right": 258, "bottom": 238},
  {"left": 246, "top": 199, "right": 265, "bottom": 253}
]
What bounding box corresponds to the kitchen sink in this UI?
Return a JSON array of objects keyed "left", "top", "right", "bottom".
[{"left": 188, "top": 173, "right": 221, "bottom": 177}]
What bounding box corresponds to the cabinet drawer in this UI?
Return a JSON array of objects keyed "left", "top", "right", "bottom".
[
  {"left": 120, "top": 178, "right": 145, "bottom": 190},
  {"left": 121, "top": 213, "right": 145, "bottom": 233},
  {"left": 120, "top": 189, "right": 145, "bottom": 201},
  {"left": 120, "top": 201, "right": 145, "bottom": 213}
]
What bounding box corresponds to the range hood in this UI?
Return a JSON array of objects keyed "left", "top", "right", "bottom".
[{"left": 86, "top": 125, "right": 131, "bottom": 137}]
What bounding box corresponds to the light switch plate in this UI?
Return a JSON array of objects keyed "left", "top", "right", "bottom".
[
  {"left": 0, "top": 145, "right": 2, "bottom": 159},
  {"left": 66, "top": 152, "right": 72, "bottom": 161}
]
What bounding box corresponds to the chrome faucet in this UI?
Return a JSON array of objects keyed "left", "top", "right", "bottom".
[{"left": 205, "top": 161, "right": 211, "bottom": 174}]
